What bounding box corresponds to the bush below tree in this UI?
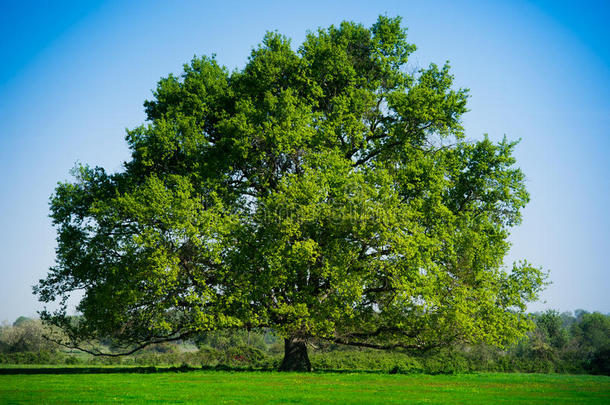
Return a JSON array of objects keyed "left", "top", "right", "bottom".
[{"left": 1, "top": 310, "right": 608, "bottom": 375}]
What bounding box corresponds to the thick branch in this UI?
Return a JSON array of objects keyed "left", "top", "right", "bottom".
[
  {"left": 43, "top": 332, "right": 192, "bottom": 357},
  {"left": 330, "top": 337, "right": 430, "bottom": 351}
]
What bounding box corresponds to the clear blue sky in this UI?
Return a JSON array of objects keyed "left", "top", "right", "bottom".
[{"left": 1, "top": 0, "right": 609, "bottom": 323}]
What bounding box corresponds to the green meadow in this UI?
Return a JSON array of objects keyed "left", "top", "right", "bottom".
[{"left": 1, "top": 370, "right": 608, "bottom": 404}]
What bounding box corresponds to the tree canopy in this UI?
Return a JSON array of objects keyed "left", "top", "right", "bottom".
[{"left": 35, "top": 15, "right": 546, "bottom": 371}]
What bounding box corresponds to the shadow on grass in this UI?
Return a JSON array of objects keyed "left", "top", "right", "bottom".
[
  {"left": 0, "top": 364, "right": 397, "bottom": 375},
  {"left": 0, "top": 365, "right": 255, "bottom": 375}
]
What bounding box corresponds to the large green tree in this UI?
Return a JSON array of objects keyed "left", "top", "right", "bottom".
[{"left": 36, "top": 16, "right": 546, "bottom": 371}]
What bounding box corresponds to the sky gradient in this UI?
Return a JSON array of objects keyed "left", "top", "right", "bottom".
[{"left": 1, "top": 0, "right": 609, "bottom": 323}]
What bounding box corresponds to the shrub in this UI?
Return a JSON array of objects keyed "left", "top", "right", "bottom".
[{"left": 420, "top": 350, "right": 470, "bottom": 374}]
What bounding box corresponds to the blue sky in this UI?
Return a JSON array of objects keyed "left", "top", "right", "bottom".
[{"left": 0, "top": 0, "right": 608, "bottom": 323}]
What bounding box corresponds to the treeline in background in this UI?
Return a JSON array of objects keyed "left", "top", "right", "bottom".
[{"left": 1, "top": 310, "right": 608, "bottom": 375}]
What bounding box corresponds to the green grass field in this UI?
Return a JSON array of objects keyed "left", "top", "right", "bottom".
[{"left": 0, "top": 370, "right": 608, "bottom": 404}]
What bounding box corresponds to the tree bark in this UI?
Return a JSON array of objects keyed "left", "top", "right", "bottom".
[{"left": 278, "top": 337, "right": 311, "bottom": 371}]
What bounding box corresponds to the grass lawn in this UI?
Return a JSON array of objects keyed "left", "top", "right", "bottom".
[{"left": 0, "top": 370, "right": 608, "bottom": 404}]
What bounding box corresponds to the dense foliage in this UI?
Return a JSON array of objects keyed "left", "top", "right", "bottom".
[{"left": 35, "top": 16, "right": 546, "bottom": 370}]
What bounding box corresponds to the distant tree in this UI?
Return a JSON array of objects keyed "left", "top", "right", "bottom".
[
  {"left": 12, "top": 316, "right": 32, "bottom": 327},
  {"left": 574, "top": 309, "right": 589, "bottom": 321},
  {"left": 572, "top": 313, "right": 610, "bottom": 353},
  {"left": 570, "top": 312, "right": 610, "bottom": 374},
  {"left": 35, "top": 15, "right": 546, "bottom": 371},
  {"left": 0, "top": 318, "right": 57, "bottom": 353},
  {"left": 559, "top": 311, "right": 577, "bottom": 329},
  {"left": 535, "top": 311, "right": 569, "bottom": 350}
]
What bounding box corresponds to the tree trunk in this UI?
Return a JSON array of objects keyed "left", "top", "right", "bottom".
[{"left": 278, "top": 337, "right": 311, "bottom": 371}]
